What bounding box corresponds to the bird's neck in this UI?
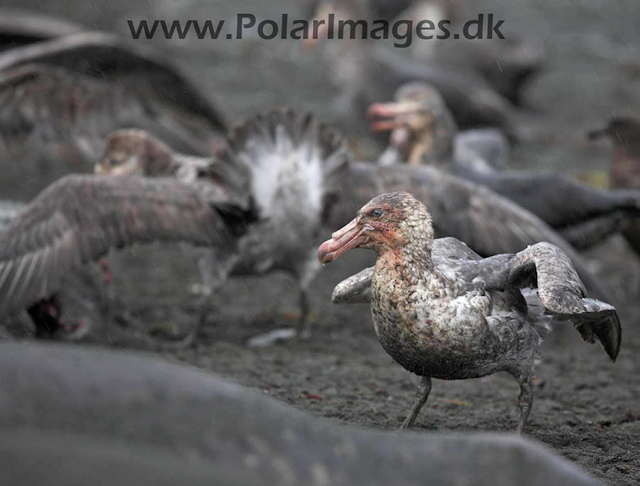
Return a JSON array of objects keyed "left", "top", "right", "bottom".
[
  {"left": 374, "top": 240, "right": 435, "bottom": 290},
  {"left": 413, "top": 127, "right": 455, "bottom": 166}
]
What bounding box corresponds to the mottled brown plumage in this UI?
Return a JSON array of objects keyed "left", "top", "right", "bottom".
[
  {"left": 372, "top": 83, "right": 640, "bottom": 256},
  {"left": 0, "top": 149, "right": 254, "bottom": 321},
  {"left": 319, "top": 192, "right": 621, "bottom": 432}
]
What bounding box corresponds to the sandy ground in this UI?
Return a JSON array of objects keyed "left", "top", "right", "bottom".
[
  {"left": 0, "top": 0, "right": 639, "bottom": 484},
  {"left": 81, "top": 235, "right": 637, "bottom": 486}
]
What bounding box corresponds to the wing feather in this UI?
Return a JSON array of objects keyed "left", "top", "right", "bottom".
[
  {"left": 378, "top": 166, "right": 611, "bottom": 300},
  {"left": 0, "top": 174, "right": 253, "bottom": 315},
  {"left": 0, "top": 32, "right": 227, "bottom": 133},
  {"left": 508, "top": 243, "right": 621, "bottom": 361},
  {"left": 331, "top": 267, "right": 374, "bottom": 304},
  {"left": 0, "top": 64, "right": 215, "bottom": 162}
]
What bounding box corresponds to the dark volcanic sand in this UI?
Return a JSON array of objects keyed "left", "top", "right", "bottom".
[
  {"left": 0, "top": 0, "right": 639, "bottom": 485},
  {"left": 93, "top": 236, "right": 639, "bottom": 486}
]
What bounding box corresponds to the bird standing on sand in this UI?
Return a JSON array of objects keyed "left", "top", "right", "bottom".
[
  {"left": 318, "top": 192, "right": 621, "bottom": 432},
  {"left": 0, "top": 109, "right": 348, "bottom": 344},
  {"left": 95, "top": 110, "right": 349, "bottom": 340}
]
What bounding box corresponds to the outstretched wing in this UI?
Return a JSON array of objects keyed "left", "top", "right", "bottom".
[
  {"left": 326, "top": 163, "right": 611, "bottom": 300},
  {"left": 331, "top": 267, "right": 373, "bottom": 304},
  {"left": 0, "top": 32, "right": 227, "bottom": 133},
  {"left": 0, "top": 33, "right": 228, "bottom": 162},
  {"left": 506, "top": 243, "right": 621, "bottom": 362},
  {"left": 0, "top": 63, "right": 218, "bottom": 159},
  {"left": 0, "top": 174, "right": 254, "bottom": 316},
  {"left": 397, "top": 167, "right": 612, "bottom": 301}
]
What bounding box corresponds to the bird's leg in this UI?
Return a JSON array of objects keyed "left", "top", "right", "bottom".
[
  {"left": 181, "top": 250, "right": 220, "bottom": 344},
  {"left": 399, "top": 376, "right": 432, "bottom": 430},
  {"left": 191, "top": 248, "right": 237, "bottom": 340},
  {"left": 517, "top": 377, "right": 533, "bottom": 434}
]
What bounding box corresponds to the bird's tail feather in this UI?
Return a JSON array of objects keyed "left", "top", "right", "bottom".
[
  {"left": 220, "top": 108, "right": 350, "bottom": 219},
  {"left": 571, "top": 298, "right": 622, "bottom": 362}
]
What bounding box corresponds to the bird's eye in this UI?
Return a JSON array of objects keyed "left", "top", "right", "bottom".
[{"left": 370, "top": 208, "right": 384, "bottom": 218}]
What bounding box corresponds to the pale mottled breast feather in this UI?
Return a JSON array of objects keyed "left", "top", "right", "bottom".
[{"left": 332, "top": 237, "right": 481, "bottom": 304}]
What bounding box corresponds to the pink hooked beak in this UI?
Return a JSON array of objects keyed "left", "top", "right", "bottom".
[{"left": 317, "top": 218, "right": 370, "bottom": 264}]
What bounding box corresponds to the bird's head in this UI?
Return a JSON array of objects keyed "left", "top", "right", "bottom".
[
  {"left": 368, "top": 82, "right": 456, "bottom": 164},
  {"left": 318, "top": 192, "right": 433, "bottom": 264},
  {"left": 95, "top": 130, "right": 174, "bottom": 177}
]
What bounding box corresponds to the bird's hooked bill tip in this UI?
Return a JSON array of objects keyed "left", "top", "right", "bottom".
[{"left": 318, "top": 219, "right": 368, "bottom": 264}]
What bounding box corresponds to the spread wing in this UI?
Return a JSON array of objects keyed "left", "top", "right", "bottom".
[
  {"left": 326, "top": 163, "right": 611, "bottom": 300},
  {"left": 456, "top": 170, "right": 640, "bottom": 230},
  {"left": 398, "top": 167, "right": 612, "bottom": 301},
  {"left": 504, "top": 243, "right": 621, "bottom": 361},
  {"left": 0, "top": 174, "right": 255, "bottom": 316},
  {"left": 0, "top": 63, "right": 220, "bottom": 161},
  {"left": 331, "top": 267, "right": 374, "bottom": 304},
  {"left": 0, "top": 32, "right": 227, "bottom": 155}
]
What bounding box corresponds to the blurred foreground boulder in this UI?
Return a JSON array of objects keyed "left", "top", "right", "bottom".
[{"left": 0, "top": 343, "right": 601, "bottom": 486}]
